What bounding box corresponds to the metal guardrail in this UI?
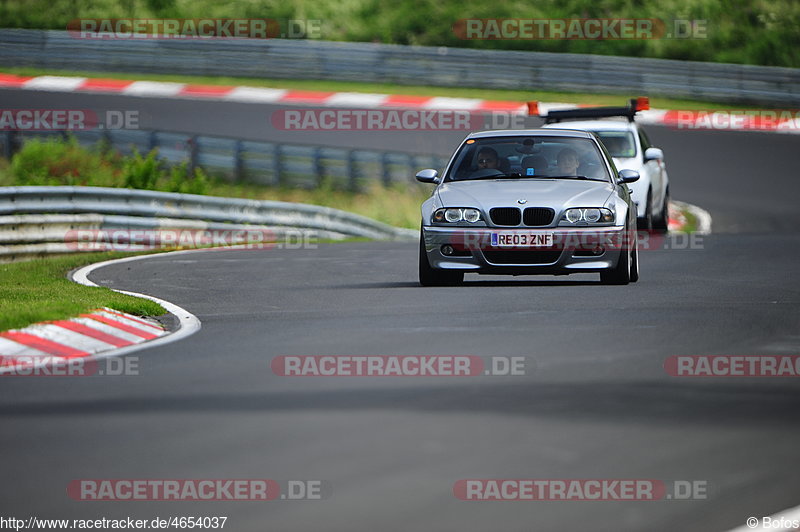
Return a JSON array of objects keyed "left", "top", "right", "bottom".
[
  {"left": 1, "top": 29, "right": 799, "bottom": 105},
  {"left": 0, "top": 129, "right": 448, "bottom": 190},
  {"left": 0, "top": 186, "right": 417, "bottom": 262}
]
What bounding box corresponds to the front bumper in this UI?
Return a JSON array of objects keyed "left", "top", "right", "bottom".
[{"left": 422, "top": 226, "right": 627, "bottom": 275}]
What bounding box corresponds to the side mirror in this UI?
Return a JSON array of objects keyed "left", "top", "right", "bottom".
[
  {"left": 618, "top": 169, "right": 640, "bottom": 184},
  {"left": 643, "top": 147, "right": 664, "bottom": 162},
  {"left": 415, "top": 169, "right": 439, "bottom": 184}
]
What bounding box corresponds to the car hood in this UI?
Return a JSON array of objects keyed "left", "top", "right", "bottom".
[{"left": 436, "top": 179, "right": 615, "bottom": 211}]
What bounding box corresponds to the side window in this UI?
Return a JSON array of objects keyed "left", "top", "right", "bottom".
[{"left": 637, "top": 128, "right": 651, "bottom": 152}]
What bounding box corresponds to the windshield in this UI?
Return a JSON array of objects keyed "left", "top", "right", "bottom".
[
  {"left": 445, "top": 135, "right": 611, "bottom": 182},
  {"left": 594, "top": 131, "right": 637, "bottom": 158}
]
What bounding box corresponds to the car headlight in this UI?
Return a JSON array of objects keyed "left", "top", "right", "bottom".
[
  {"left": 444, "top": 209, "right": 462, "bottom": 223},
  {"left": 463, "top": 208, "right": 481, "bottom": 223},
  {"left": 560, "top": 208, "right": 614, "bottom": 225},
  {"left": 584, "top": 208, "right": 602, "bottom": 223},
  {"left": 433, "top": 208, "right": 482, "bottom": 224}
]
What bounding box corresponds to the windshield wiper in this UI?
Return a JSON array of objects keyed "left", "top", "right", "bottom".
[
  {"left": 457, "top": 173, "right": 524, "bottom": 181},
  {"left": 545, "top": 175, "right": 605, "bottom": 181}
]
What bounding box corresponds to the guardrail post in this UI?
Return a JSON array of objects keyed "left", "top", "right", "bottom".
[
  {"left": 313, "top": 147, "right": 324, "bottom": 187},
  {"left": 188, "top": 135, "right": 198, "bottom": 176},
  {"left": 234, "top": 140, "right": 244, "bottom": 182},
  {"left": 273, "top": 144, "right": 282, "bottom": 186},
  {"left": 381, "top": 152, "right": 391, "bottom": 187},
  {"left": 101, "top": 129, "right": 112, "bottom": 155},
  {"left": 2, "top": 131, "right": 15, "bottom": 159},
  {"left": 347, "top": 150, "right": 357, "bottom": 192}
]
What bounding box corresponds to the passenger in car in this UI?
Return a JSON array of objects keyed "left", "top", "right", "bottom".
[{"left": 556, "top": 148, "right": 580, "bottom": 176}]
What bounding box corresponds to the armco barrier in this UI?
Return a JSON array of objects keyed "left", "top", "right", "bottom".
[
  {"left": 0, "top": 29, "right": 798, "bottom": 105},
  {"left": 0, "top": 186, "right": 417, "bottom": 262},
  {"left": 0, "top": 129, "right": 447, "bottom": 191}
]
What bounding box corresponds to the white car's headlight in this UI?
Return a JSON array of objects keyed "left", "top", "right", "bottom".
[
  {"left": 433, "top": 208, "right": 482, "bottom": 224},
  {"left": 560, "top": 208, "right": 614, "bottom": 225}
]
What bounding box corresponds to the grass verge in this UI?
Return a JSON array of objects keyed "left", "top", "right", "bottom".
[
  {"left": 2, "top": 0, "right": 797, "bottom": 67},
  {"left": 1, "top": 66, "right": 758, "bottom": 111},
  {"left": 679, "top": 208, "right": 699, "bottom": 234},
  {"left": 0, "top": 252, "right": 165, "bottom": 331},
  {"left": 205, "top": 181, "right": 430, "bottom": 229}
]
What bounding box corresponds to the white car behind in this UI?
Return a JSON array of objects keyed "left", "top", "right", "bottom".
[{"left": 540, "top": 103, "right": 670, "bottom": 231}]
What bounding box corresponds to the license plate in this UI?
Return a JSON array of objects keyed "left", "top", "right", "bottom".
[{"left": 490, "top": 232, "right": 553, "bottom": 248}]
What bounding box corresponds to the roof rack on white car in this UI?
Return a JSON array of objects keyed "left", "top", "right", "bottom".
[{"left": 529, "top": 97, "right": 650, "bottom": 124}]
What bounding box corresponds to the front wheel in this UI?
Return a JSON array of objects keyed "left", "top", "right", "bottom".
[
  {"left": 653, "top": 189, "right": 670, "bottom": 233},
  {"left": 601, "top": 225, "right": 637, "bottom": 285},
  {"left": 637, "top": 189, "right": 653, "bottom": 232},
  {"left": 419, "top": 232, "right": 463, "bottom": 286},
  {"left": 629, "top": 233, "right": 640, "bottom": 283}
]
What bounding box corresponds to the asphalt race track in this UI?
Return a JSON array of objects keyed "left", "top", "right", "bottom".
[{"left": 1, "top": 88, "right": 800, "bottom": 531}]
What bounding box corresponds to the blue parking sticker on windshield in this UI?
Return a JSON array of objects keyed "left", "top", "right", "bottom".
[{"left": 526, "top": 167, "right": 535, "bottom": 176}]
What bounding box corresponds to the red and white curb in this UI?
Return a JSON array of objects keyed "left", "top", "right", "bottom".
[
  {"left": 0, "top": 252, "right": 201, "bottom": 375},
  {"left": 0, "top": 307, "right": 165, "bottom": 373},
  {"left": 2, "top": 72, "right": 798, "bottom": 133},
  {"left": 1, "top": 72, "right": 796, "bottom": 133},
  {"left": 667, "top": 200, "right": 712, "bottom": 234},
  {"left": 0, "top": 73, "right": 523, "bottom": 112}
]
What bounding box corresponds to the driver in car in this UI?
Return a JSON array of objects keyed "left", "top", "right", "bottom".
[{"left": 476, "top": 148, "right": 499, "bottom": 170}]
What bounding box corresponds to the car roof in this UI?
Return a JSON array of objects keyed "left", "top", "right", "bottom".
[
  {"left": 542, "top": 120, "right": 636, "bottom": 132},
  {"left": 467, "top": 128, "right": 595, "bottom": 139}
]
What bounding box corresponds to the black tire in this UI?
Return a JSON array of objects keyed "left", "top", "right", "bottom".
[
  {"left": 653, "top": 188, "right": 670, "bottom": 233},
  {"left": 629, "top": 231, "right": 640, "bottom": 283},
  {"left": 601, "top": 224, "right": 634, "bottom": 285},
  {"left": 637, "top": 189, "right": 653, "bottom": 232},
  {"left": 419, "top": 232, "right": 463, "bottom": 286}
]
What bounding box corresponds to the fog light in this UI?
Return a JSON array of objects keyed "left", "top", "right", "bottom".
[{"left": 441, "top": 245, "right": 455, "bottom": 256}]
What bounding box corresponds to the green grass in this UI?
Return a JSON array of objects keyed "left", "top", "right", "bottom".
[
  {"left": 1, "top": 0, "right": 798, "bottom": 67},
  {"left": 679, "top": 207, "right": 699, "bottom": 234},
  {"left": 0, "top": 252, "right": 166, "bottom": 331},
  {"left": 0, "top": 66, "right": 760, "bottom": 111},
  {"left": 204, "top": 181, "right": 429, "bottom": 229}
]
